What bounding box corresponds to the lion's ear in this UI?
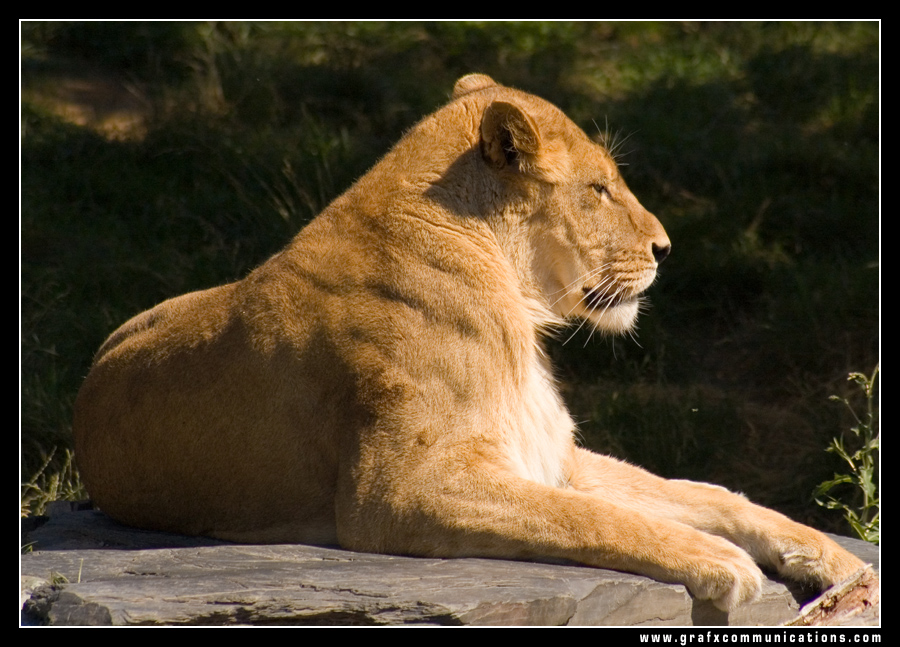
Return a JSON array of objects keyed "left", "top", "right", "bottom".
[
  {"left": 480, "top": 101, "right": 570, "bottom": 181},
  {"left": 480, "top": 101, "right": 542, "bottom": 173},
  {"left": 452, "top": 73, "right": 498, "bottom": 99}
]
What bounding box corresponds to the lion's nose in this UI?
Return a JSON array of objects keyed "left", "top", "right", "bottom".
[{"left": 652, "top": 242, "right": 671, "bottom": 264}]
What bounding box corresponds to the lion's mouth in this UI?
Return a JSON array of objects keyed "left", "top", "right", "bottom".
[{"left": 582, "top": 286, "right": 635, "bottom": 310}]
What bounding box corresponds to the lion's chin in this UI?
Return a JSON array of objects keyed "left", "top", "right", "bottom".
[{"left": 581, "top": 297, "right": 641, "bottom": 334}]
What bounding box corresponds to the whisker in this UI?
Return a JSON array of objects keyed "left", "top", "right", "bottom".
[
  {"left": 550, "top": 260, "right": 651, "bottom": 348},
  {"left": 547, "top": 263, "right": 613, "bottom": 313},
  {"left": 562, "top": 280, "right": 621, "bottom": 346},
  {"left": 549, "top": 263, "right": 612, "bottom": 303},
  {"left": 593, "top": 117, "right": 637, "bottom": 166}
]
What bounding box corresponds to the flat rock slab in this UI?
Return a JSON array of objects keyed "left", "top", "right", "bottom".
[{"left": 20, "top": 507, "right": 879, "bottom": 626}]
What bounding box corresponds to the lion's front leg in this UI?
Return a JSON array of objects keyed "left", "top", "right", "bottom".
[
  {"left": 337, "top": 448, "right": 765, "bottom": 612},
  {"left": 567, "top": 447, "right": 868, "bottom": 591}
]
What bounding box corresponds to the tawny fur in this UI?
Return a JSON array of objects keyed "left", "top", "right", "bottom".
[{"left": 74, "top": 74, "right": 865, "bottom": 612}]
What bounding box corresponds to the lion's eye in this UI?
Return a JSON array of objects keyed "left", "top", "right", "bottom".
[{"left": 592, "top": 184, "right": 609, "bottom": 198}]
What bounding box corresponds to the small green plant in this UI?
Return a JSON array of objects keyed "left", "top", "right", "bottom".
[
  {"left": 49, "top": 571, "right": 70, "bottom": 586},
  {"left": 20, "top": 448, "right": 85, "bottom": 518},
  {"left": 813, "top": 365, "right": 879, "bottom": 544}
]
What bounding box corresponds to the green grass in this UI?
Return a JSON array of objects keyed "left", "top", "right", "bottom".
[{"left": 21, "top": 21, "right": 878, "bottom": 532}]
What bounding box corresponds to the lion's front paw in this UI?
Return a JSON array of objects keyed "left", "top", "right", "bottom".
[
  {"left": 684, "top": 537, "right": 764, "bottom": 612},
  {"left": 776, "top": 533, "right": 867, "bottom": 590}
]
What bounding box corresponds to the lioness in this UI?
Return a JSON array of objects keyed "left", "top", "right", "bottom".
[{"left": 74, "top": 74, "right": 866, "bottom": 612}]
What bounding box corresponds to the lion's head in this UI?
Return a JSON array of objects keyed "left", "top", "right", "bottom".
[{"left": 445, "top": 73, "right": 671, "bottom": 336}]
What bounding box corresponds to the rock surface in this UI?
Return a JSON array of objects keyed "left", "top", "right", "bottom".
[{"left": 20, "top": 505, "right": 879, "bottom": 626}]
